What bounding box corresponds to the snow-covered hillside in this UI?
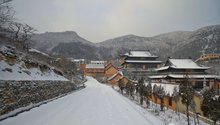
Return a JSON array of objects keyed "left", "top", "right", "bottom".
[
  {"left": 98, "top": 25, "right": 220, "bottom": 60},
  {"left": 0, "top": 60, "right": 68, "bottom": 81},
  {"left": 31, "top": 25, "right": 220, "bottom": 60},
  {"left": 32, "top": 31, "right": 94, "bottom": 52},
  {"left": 0, "top": 45, "right": 68, "bottom": 81}
]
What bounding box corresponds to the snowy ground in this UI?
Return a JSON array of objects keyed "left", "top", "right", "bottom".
[
  {"left": 0, "top": 77, "right": 164, "bottom": 125},
  {"left": 128, "top": 97, "right": 209, "bottom": 125}
]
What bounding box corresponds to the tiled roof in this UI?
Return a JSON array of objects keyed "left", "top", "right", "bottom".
[
  {"left": 157, "top": 59, "right": 209, "bottom": 71},
  {"left": 169, "top": 59, "right": 209, "bottom": 69},
  {"left": 124, "top": 50, "right": 158, "bottom": 58},
  {"left": 149, "top": 74, "right": 218, "bottom": 79},
  {"left": 125, "top": 60, "right": 162, "bottom": 63}
]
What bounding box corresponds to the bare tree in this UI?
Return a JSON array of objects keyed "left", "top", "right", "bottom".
[
  {"left": 9, "top": 21, "right": 22, "bottom": 40},
  {"left": 0, "top": 0, "right": 13, "bottom": 29},
  {"left": 20, "top": 24, "right": 36, "bottom": 51},
  {"left": 9, "top": 22, "right": 36, "bottom": 51},
  {"left": 0, "top": 0, "right": 36, "bottom": 52}
]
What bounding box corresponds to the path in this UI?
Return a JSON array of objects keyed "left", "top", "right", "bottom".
[{"left": 0, "top": 77, "right": 163, "bottom": 125}]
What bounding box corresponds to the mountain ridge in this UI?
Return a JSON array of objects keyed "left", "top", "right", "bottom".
[
  {"left": 31, "top": 24, "right": 220, "bottom": 60},
  {"left": 32, "top": 31, "right": 94, "bottom": 52}
]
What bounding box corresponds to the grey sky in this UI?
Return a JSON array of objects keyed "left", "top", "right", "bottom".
[{"left": 12, "top": 0, "right": 220, "bottom": 42}]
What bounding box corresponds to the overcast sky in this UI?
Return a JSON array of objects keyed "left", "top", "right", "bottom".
[{"left": 12, "top": 0, "right": 220, "bottom": 42}]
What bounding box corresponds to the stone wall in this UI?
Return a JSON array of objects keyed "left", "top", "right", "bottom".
[{"left": 0, "top": 80, "right": 77, "bottom": 116}]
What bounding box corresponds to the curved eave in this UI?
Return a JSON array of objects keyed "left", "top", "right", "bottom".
[
  {"left": 127, "top": 55, "right": 158, "bottom": 58},
  {"left": 124, "top": 60, "right": 162, "bottom": 64},
  {"left": 156, "top": 66, "right": 210, "bottom": 71},
  {"left": 170, "top": 66, "right": 210, "bottom": 70},
  {"left": 149, "top": 74, "right": 218, "bottom": 79}
]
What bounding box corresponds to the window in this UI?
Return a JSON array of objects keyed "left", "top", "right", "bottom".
[{"left": 193, "top": 81, "right": 203, "bottom": 90}]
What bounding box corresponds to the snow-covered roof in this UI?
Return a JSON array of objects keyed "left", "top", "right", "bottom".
[
  {"left": 86, "top": 63, "right": 105, "bottom": 69},
  {"left": 149, "top": 74, "right": 218, "bottom": 79},
  {"left": 124, "top": 50, "right": 158, "bottom": 58},
  {"left": 168, "top": 74, "right": 217, "bottom": 79},
  {"left": 149, "top": 75, "right": 167, "bottom": 79},
  {"left": 157, "top": 59, "right": 209, "bottom": 71},
  {"left": 125, "top": 60, "right": 162, "bottom": 63},
  {"left": 156, "top": 66, "right": 169, "bottom": 71},
  {"left": 169, "top": 59, "right": 209, "bottom": 69}
]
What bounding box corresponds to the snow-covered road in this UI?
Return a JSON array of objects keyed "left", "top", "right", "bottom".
[{"left": 0, "top": 77, "right": 163, "bottom": 125}]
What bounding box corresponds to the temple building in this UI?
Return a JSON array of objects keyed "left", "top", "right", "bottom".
[
  {"left": 150, "top": 58, "right": 218, "bottom": 90},
  {"left": 120, "top": 50, "right": 162, "bottom": 70},
  {"left": 81, "top": 60, "right": 119, "bottom": 78},
  {"left": 82, "top": 61, "right": 106, "bottom": 77}
]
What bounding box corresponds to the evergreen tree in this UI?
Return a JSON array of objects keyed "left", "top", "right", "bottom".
[
  {"left": 158, "top": 85, "right": 165, "bottom": 111},
  {"left": 144, "top": 82, "right": 152, "bottom": 108},
  {"left": 153, "top": 84, "right": 159, "bottom": 107},
  {"left": 138, "top": 77, "right": 145, "bottom": 105},
  {"left": 125, "top": 81, "right": 135, "bottom": 99},
  {"left": 179, "top": 74, "right": 194, "bottom": 125},
  {"left": 201, "top": 88, "right": 220, "bottom": 125},
  {"left": 118, "top": 78, "right": 125, "bottom": 94}
]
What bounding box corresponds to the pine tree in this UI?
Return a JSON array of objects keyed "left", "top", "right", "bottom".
[
  {"left": 201, "top": 88, "right": 220, "bottom": 125},
  {"left": 158, "top": 85, "right": 165, "bottom": 111},
  {"left": 138, "top": 77, "right": 145, "bottom": 105},
  {"left": 125, "top": 81, "right": 135, "bottom": 99},
  {"left": 179, "top": 74, "right": 194, "bottom": 125},
  {"left": 144, "top": 82, "right": 152, "bottom": 108},
  {"left": 118, "top": 78, "right": 125, "bottom": 94},
  {"left": 153, "top": 84, "right": 159, "bottom": 107}
]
